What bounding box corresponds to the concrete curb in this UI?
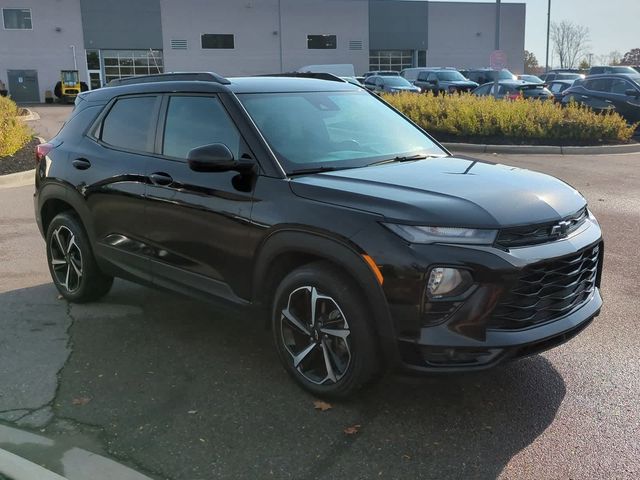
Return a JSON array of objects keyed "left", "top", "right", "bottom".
[
  {"left": 0, "top": 448, "right": 67, "bottom": 480},
  {"left": 0, "top": 169, "right": 35, "bottom": 189},
  {"left": 0, "top": 137, "right": 43, "bottom": 189},
  {"left": 18, "top": 108, "right": 40, "bottom": 122},
  {"left": 443, "top": 141, "right": 640, "bottom": 155}
]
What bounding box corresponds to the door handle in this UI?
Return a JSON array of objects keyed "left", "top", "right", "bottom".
[
  {"left": 72, "top": 158, "right": 91, "bottom": 170},
  {"left": 149, "top": 172, "right": 173, "bottom": 186}
]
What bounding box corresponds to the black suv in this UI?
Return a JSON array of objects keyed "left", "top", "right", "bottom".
[
  {"left": 34, "top": 72, "right": 603, "bottom": 397},
  {"left": 413, "top": 69, "right": 478, "bottom": 95},
  {"left": 561, "top": 73, "right": 640, "bottom": 124},
  {"left": 460, "top": 68, "right": 516, "bottom": 84}
]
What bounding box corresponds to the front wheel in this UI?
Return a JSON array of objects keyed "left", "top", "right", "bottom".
[
  {"left": 272, "top": 262, "right": 379, "bottom": 398},
  {"left": 46, "top": 212, "right": 113, "bottom": 303}
]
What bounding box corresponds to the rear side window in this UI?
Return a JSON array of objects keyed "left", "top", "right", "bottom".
[
  {"left": 162, "top": 96, "right": 241, "bottom": 159},
  {"left": 101, "top": 96, "right": 158, "bottom": 152}
]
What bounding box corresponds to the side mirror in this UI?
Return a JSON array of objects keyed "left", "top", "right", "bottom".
[
  {"left": 187, "top": 143, "right": 253, "bottom": 173},
  {"left": 625, "top": 88, "right": 640, "bottom": 98}
]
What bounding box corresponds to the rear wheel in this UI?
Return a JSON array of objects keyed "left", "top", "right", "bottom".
[
  {"left": 272, "top": 262, "right": 379, "bottom": 398},
  {"left": 46, "top": 212, "right": 113, "bottom": 303}
]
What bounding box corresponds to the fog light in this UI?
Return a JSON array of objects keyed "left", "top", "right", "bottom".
[{"left": 427, "top": 267, "right": 465, "bottom": 298}]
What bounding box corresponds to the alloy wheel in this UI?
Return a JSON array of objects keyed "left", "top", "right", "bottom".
[
  {"left": 280, "top": 286, "right": 352, "bottom": 385},
  {"left": 49, "top": 225, "right": 83, "bottom": 293}
]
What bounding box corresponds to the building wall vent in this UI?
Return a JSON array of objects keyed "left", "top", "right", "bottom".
[
  {"left": 349, "top": 40, "right": 363, "bottom": 50},
  {"left": 171, "top": 39, "right": 188, "bottom": 50}
]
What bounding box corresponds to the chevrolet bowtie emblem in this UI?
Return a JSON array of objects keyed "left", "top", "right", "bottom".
[{"left": 550, "top": 220, "right": 572, "bottom": 237}]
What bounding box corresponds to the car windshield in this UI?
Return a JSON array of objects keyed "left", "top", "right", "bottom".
[
  {"left": 239, "top": 90, "right": 444, "bottom": 172},
  {"left": 436, "top": 71, "right": 466, "bottom": 81},
  {"left": 384, "top": 77, "right": 413, "bottom": 86},
  {"left": 498, "top": 69, "right": 515, "bottom": 80}
]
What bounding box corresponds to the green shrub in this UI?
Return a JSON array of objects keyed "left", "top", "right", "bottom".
[
  {"left": 0, "top": 96, "right": 31, "bottom": 157},
  {"left": 383, "top": 92, "right": 637, "bottom": 145}
]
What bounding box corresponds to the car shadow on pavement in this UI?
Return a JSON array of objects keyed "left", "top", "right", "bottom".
[{"left": 1, "top": 281, "right": 566, "bottom": 480}]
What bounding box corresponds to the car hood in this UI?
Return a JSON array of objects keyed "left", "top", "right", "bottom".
[{"left": 289, "top": 157, "right": 586, "bottom": 227}]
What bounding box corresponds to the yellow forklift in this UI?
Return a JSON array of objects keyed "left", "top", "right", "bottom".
[{"left": 54, "top": 70, "right": 84, "bottom": 103}]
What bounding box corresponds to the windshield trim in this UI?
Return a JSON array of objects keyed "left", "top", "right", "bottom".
[{"left": 237, "top": 90, "right": 448, "bottom": 175}]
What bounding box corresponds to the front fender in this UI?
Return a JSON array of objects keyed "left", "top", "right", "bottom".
[{"left": 252, "top": 228, "right": 401, "bottom": 367}]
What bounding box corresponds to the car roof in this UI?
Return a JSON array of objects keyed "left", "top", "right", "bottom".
[
  {"left": 78, "top": 75, "right": 359, "bottom": 102},
  {"left": 584, "top": 73, "right": 640, "bottom": 80},
  {"left": 228, "top": 76, "right": 359, "bottom": 93}
]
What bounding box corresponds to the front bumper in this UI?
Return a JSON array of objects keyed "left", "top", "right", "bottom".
[{"left": 364, "top": 216, "right": 604, "bottom": 373}]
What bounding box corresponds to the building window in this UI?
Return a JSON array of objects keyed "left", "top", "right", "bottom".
[
  {"left": 201, "top": 34, "right": 234, "bottom": 49},
  {"left": 307, "top": 35, "right": 337, "bottom": 50},
  {"left": 101, "top": 50, "right": 163, "bottom": 84},
  {"left": 417, "top": 50, "right": 427, "bottom": 68},
  {"left": 3, "top": 8, "right": 32, "bottom": 29},
  {"left": 369, "top": 50, "right": 414, "bottom": 72}
]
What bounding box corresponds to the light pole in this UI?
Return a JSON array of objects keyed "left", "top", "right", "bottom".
[
  {"left": 545, "top": 0, "right": 551, "bottom": 72},
  {"left": 493, "top": 0, "right": 501, "bottom": 98}
]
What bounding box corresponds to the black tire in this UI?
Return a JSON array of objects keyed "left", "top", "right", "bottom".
[
  {"left": 45, "top": 212, "right": 113, "bottom": 303},
  {"left": 53, "top": 81, "right": 62, "bottom": 98},
  {"left": 272, "top": 261, "right": 379, "bottom": 398}
]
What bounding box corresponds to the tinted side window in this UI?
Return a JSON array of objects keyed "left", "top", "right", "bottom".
[
  {"left": 417, "top": 72, "right": 428, "bottom": 81},
  {"left": 101, "top": 96, "right": 158, "bottom": 152},
  {"left": 162, "top": 96, "right": 241, "bottom": 159},
  {"left": 610, "top": 79, "right": 631, "bottom": 95},
  {"left": 474, "top": 84, "right": 491, "bottom": 95},
  {"left": 585, "top": 79, "right": 612, "bottom": 92},
  {"left": 427, "top": 73, "right": 438, "bottom": 81}
]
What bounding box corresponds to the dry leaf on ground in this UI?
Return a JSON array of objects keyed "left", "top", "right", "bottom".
[
  {"left": 313, "top": 400, "right": 333, "bottom": 411},
  {"left": 344, "top": 424, "right": 361, "bottom": 435}
]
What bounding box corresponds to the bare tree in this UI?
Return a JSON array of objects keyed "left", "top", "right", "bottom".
[{"left": 550, "top": 21, "right": 590, "bottom": 69}]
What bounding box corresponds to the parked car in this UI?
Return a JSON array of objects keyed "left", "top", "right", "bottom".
[
  {"left": 364, "top": 75, "right": 421, "bottom": 94},
  {"left": 35, "top": 72, "right": 603, "bottom": 397},
  {"left": 588, "top": 65, "right": 638, "bottom": 76},
  {"left": 362, "top": 70, "right": 400, "bottom": 79},
  {"left": 460, "top": 68, "right": 517, "bottom": 84},
  {"left": 400, "top": 68, "right": 435, "bottom": 83},
  {"left": 472, "top": 80, "right": 554, "bottom": 100},
  {"left": 517, "top": 74, "right": 543, "bottom": 83},
  {"left": 414, "top": 69, "right": 478, "bottom": 94},
  {"left": 546, "top": 79, "right": 576, "bottom": 102},
  {"left": 561, "top": 73, "right": 640, "bottom": 123},
  {"left": 539, "top": 71, "right": 585, "bottom": 83}
]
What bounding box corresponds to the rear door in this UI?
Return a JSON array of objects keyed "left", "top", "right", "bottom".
[
  {"left": 143, "top": 94, "right": 255, "bottom": 303},
  {"left": 71, "top": 94, "right": 161, "bottom": 281},
  {"left": 580, "top": 78, "right": 614, "bottom": 112}
]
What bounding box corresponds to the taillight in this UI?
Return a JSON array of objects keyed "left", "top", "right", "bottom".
[
  {"left": 506, "top": 93, "right": 521, "bottom": 100},
  {"left": 35, "top": 143, "right": 53, "bottom": 163}
]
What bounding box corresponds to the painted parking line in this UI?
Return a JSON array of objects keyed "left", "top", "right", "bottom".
[{"left": 0, "top": 425, "right": 153, "bottom": 480}]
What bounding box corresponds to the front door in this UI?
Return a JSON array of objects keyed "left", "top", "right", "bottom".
[
  {"left": 144, "top": 94, "right": 255, "bottom": 303},
  {"left": 7, "top": 70, "right": 39, "bottom": 103}
]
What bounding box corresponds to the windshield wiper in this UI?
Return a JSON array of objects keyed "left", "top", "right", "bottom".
[
  {"left": 368, "top": 154, "right": 434, "bottom": 167},
  {"left": 288, "top": 166, "right": 344, "bottom": 176}
]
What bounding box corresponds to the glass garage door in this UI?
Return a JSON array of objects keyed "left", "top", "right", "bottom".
[
  {"left": 102, "top": 50, "right": 164, "bottom": 84},
  {"left": 369, "top": 50, "right": 414, "bottom": 72}
]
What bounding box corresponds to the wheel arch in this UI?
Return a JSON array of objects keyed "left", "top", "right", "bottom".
[
  {"left": 252, "top": 229, "right": 400, "bottom": 367},
  {"left": 39, "top": 183, "right": 95, "bottom": 242}
]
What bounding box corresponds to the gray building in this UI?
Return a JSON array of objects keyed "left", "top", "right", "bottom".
[{"left": 0, "top": 0, "right": 525, "bottom": 103}]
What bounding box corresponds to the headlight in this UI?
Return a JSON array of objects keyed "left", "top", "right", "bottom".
[{"left": 383, "top": 223, "right": 498, "bottom": 245}]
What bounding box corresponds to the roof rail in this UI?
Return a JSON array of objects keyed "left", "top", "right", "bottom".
[
  {"left": 258, "top": 72, "right": 347, "bottom": 83},
  {"left": 107, "top": 72, "right": 230, "bottom": 87}
]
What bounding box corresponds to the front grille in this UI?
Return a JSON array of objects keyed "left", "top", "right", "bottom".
[
  {"left": 496, "top": 207, "right": 588, "bottom": 248},
  {"left": 489, "top": 243, "right": 600, "bottom": 330}
]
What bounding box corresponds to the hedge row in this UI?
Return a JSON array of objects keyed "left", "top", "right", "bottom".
[
  {"left": 0, "top": 96, "right": 31, "bottom": 157},
  {"left": 383, "top": 92, "right": 637, "bottom": 145}
]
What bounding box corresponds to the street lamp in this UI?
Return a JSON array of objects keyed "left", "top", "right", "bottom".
[{"left": 545, "top": 0, "right": 551, "bottom": 72}]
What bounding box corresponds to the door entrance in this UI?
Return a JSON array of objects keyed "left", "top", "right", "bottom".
[
  {"left": 88, "top": 71, "right": 103, "bottom": 90},
  {"left": 7, "top": 70, "right": 40, "bottom": 103}
]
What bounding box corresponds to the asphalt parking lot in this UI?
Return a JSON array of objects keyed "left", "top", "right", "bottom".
[{"left": 1, "top": 106, "right": 639, "bottom": 479}]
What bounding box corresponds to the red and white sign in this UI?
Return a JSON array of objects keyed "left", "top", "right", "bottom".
[{"left": 490, "top": 50, "right": 508, "bottom": 70}]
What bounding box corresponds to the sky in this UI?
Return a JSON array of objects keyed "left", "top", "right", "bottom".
[{"left": 434, "top": 0, "right": 639, "bottom": 65}]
